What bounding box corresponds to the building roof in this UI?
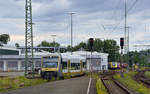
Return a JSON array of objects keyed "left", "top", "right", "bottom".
[
  {"left": 61, "top": 53, "right": 86, "bottom": 63},
  {"left": 0, "top": 47, "right": 20, "bottom": 51},
  {"left": 72, "top": 51, "right": 109, "bottom": 58}
]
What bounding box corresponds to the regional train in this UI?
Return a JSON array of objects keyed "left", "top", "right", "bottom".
[
  {"left": 108, "top": 62, "right": 128, "bottom": 69},
  {"left": 40, "top": 53, "right": 86, "bottom": 79}
]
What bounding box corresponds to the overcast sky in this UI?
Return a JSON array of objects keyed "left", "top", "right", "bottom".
[{"left": 0, "top": 0, "right": 150, "bottom": 51}]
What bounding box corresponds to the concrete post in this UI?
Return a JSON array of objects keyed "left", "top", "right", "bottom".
[
  {"left": 18, "top": 61, "right": 22, "bottom": 71},
  {"left": 34, "top": 61, "right": 36, "bottom": 69},
  {"left": 67, "top": 60, "right": 70, "bottom": 73},
  {"left": 80, "top": 60, "right": 83, "bottom": 72},
  {"left": 3, "top": 61, "right": 7, "bottom": 71}
]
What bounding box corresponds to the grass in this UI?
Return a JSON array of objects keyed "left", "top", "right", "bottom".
[
  {"left": 144, "top": 71, "right": 150, "bottom": 78},
  {"left": 93, "top": 74, "right": 108, "bottom": 94},
  {"left": 114, "top": 72, "right": 150, "bottom": 94},
  {"left": 0, "top": 76, "right": 47, "bottom": 92},
  {"left": 63, "top": 72, "right": 85, "bottom": 79},
  {"left": 0, "top": 72, "right": 85, "bottom": 92}
]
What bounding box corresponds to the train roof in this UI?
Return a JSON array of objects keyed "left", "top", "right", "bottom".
[{"left": 61, "top": 53, "right": 86, "bottom": 63}]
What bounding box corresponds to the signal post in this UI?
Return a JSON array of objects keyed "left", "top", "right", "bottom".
[
  {"left": 89, "top": 38, "right": 94, "bottom": 75},
  {"left": 120, "top": 38, "right": 124, "bottom": 78}
]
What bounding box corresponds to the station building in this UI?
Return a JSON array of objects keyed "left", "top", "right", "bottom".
[
  {"left": 72, "top": 51, "right": 108, "bottom": 71},
  {"left": 0, "top": 47, "right": 108, "bottom": 72}
]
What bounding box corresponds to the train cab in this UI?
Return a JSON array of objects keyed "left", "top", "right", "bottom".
[{"left": 41, "top": 54, "right": 62, "bottom": 79}]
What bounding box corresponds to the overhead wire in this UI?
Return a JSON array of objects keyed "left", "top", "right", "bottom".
[
  {"left": 126, "top": 0, "right": 139, "bottom": 14},
  {"left": 110, "top": 0, "right": 122, "bottom": 20},
  {"left": 94, "top": 0, "right": 122, "bottom": 40},
  {"left": 104, "top": 0, "right": 123, "bottom": 39},
  {"left": 112, "top": 0, "right": 139, "bottom": 32}
]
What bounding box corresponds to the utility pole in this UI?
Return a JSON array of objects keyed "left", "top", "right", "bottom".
[
  {"left": 127, "top": 27, "right": 130, "bottom": 71},
  {"left": 125, "top": 26, "right": 130, "bottom": 70},
  {"left": 25, "top": 0, "right": 34, "bottom": 78},
  {"left": 145, "top": 24, "right": 147, "bottom": 32},
  {"left": 124, "top": 0, "right": 130, "bottom": 71},
  {"left": 124, "top": 0, "right": 127, "bottom": 54},
  {"left": 51, "top": 35, "right": 56, "bottom": 52},
  {"left": 69, "top": 12, "right": 75, "bottom": 54}
]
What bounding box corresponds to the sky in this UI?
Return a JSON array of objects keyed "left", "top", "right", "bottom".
[{"left": 0, "top": 0, "right": 150, "bottom": 51}]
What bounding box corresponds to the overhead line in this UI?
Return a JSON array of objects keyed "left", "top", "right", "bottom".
[
  {"left": 112, "top": 0, "right": 139, "bottom": 31},
  {"left": 127, "top": 0, "right": 139, "bottom": 13},
  {"left": 111, "top": 0, "right": 122, "bottom": 20}
]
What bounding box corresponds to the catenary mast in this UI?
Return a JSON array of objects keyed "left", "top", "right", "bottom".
[{"left": 25, "top": 0, "right": 34, "bottom": 78}]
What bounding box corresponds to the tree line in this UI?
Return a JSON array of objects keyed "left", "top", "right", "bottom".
[
  {"left": 38, "top": 38, "right": 120, "bottom": 62},
  {"left": 1, "top": 34, "right": 150, "bottom": 67}
]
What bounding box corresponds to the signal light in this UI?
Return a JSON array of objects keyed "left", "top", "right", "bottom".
[
  {"left": 89, "top": 38, "right": 94, "bottom": 50},
  {"left": 120, "top": 38, "right": 124, "bottom": 49}
]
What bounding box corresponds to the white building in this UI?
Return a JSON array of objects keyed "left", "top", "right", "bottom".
[
  {"left": 0, "top": 47, "right": 108, "bottom": 72},
  {"left": 72, "top": 51, "right": 109, "bottom": 71}
]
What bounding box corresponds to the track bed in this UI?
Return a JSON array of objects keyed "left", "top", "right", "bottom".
[
  {"left": 102, "top": 79, "right": 129, "bottom": 94},
  {"left": 101, "top": 71, "right": 137, "bottom": 94},
  {"left": 134, "top": 70, "right": 150, "bottom": 88}
]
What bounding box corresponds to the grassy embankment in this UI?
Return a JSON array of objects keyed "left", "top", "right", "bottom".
[
  {"left": 144, "top": 71, "right": 150, "bottom": 78},
  {"left": 0, "top": 76, "right": 47, "bottom": 92},
  {"left": 63, "top": 72, "right": 85, "bottom": 79},
  {"left": 0, "top": 72, "right": 85, "bottom": 92},
  {"left": 93, "top": 74, "right": 108, "bottom": 94},
  {"left": 114, "top": 72, "right": 150, "bottom": 94}
]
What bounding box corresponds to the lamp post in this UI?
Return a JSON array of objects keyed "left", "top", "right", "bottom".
[
  {"left": 51, "top": 35, "right": 56, "bottom": 53},
  {"left": 69, "top": 12, "right": 75, "bottom": 54}
]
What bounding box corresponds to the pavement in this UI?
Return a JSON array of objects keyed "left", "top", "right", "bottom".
[
  {"left": 0, "top": 72, "right": 24, "bottom": 77},
  {"left": 0, "top": 76, "right": 97, "bottom": 94}
]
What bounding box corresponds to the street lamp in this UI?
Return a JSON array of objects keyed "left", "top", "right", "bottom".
[
  {"left": 51, "top": 35, "right": 56, "bottom": 52},
  {"left": 69, "top": 12, "right": 76, "bottom": 54}
]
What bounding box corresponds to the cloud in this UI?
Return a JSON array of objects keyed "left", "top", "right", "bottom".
[{"left": 0, "top": 0, "right": 150, "bottom": 51}]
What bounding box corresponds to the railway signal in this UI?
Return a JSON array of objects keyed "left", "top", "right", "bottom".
[
  {"left": 120, "top": 38, "right": 124, "bottom": 49},
  {"left": 89, "top": 38, "right": 94, "bottom": 76},
  {"left": 120, "top": 37, "right": 124, "bottom": 78},
  {"left": 89, "top": 38, "right": 94, "bottom": 51}
]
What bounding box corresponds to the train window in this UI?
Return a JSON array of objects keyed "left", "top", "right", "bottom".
[
  {"left": 71, "top": 63, "right": 80, "bottom": 70},
  {"left": 42, "top": 56, "right": 59, "bottom": 68},
  {"left": 112, "top": 62, "right": 116, "bottom": 66},
  {"left": 83, "top": 62, "right": 86, "bottom": 68},
  {"left": 62, "top": 62, "right": 67, "bottom": 69},
  {"left": 43, "top": 62, "right": 58, "bottom": 68}
]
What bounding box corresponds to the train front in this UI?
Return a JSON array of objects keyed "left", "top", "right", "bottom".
[{"left": 41, "top": 55, "right": 61, "bottom": 79}]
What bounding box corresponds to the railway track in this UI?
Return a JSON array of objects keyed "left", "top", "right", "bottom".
[
  {"left": 101, "top": 71, "right": 137, "bottom": 94},
  {"left": 101, "top": 78, "right": 131, "bottom": 94},
  {"left": 135, "top": 70, "right": 150, "bottom": 88}
]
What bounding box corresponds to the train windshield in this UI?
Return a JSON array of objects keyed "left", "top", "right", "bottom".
[
  {"left": 112, "top": 62, "right": 116, "bottom": 66},
  {"left": 43, "top": 56, "right": 59, "bottom": 68},
  {"left": 43, "top": 62, "right": 58, "bottom": 68}
]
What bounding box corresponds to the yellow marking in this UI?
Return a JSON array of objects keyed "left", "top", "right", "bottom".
[{"left": 42, "top": 68, "right": 57, "bottom": 71}]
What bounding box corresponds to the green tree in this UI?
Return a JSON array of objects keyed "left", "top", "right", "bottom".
[
  {"left": 38, "top": 41, "right": 60, "bottom": 52},
  {"left": 103, "top": 40, "right": 120, "bottom": 62},
  {"left": 125, "top": 50, "right": 150, "bottom": 68},
  {"left": 66, "top": 38, "right": 120, "bottom": 62},
  {"left": 15, "top": 43, "right": 20, "bottom": 48},
  {"left": 0, "top": 34, "right": 10, "bottom": 46},
  {"left": 38, "top": 41, "right": 60, "bottom": 47},
  {"left": 73, "top": 42, "right": 87, "bottom": 51},
  {"left": 93, "top": 38, "right": 103, "bottom": 52},
  {"left": 67, "top": 45, "right": 72, "bottom": 51}
]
